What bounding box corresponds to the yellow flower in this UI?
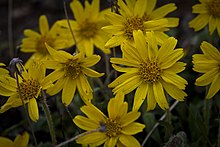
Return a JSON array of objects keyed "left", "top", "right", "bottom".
[
  {"left": 0, "top": 132, "right": 29, "bottom": 147},
  {"left": 192, "top": 41, "right": 220, "bottom": 99},
  {"left": 43, "top": 44, "right": 104, "bottom": 106},
  {"left": 0, "top": 61, "right": 52, "bottom": 122},
  {"left": 189, "top": 0, "right": 220, "bottom": 35},
  {"left": 109, "top": 30, "right": 187, "bottom": 111},
  {"left": 0, "top": 63, "right": 9, "bottom": 75},
  {"left": 73, "top": 92, "right": 145, "bottom": 146},
  {"left": 57, "top": 0, "right": 111, "bottom": 56},
  {"left": 102, "top": 0, "right": 179, "bottom": 48},
  {"left": 21, "top": 15, "right": 73, "bottom": 67}
]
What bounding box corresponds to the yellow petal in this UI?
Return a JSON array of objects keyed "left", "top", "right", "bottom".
[
  {"left": 82, "top": 67, "right": 104, "bottom": 77},
  {"left": 70, "top": 0, "right": 85, "bottom": 23},
  {"left": 118, "top": 0, "right": 132, "bottom": 16},
  {"left": 14, "top": 132, "right": 29, "bottom": 147},
  {"left": 104, "top": 36, "right": 123, "bottom": 48},
  {"left": 0, "top": 137, "right": 13, "bottom": 147},
  {"left": 133, "top": 30, "right": 148, "bottom": 62},
  {"left": 73, "top": 115, "right": 99, "bottom": 130},
  {"left": 192, "top": 4, "right": 207, "bottom": 14},
  {"left": 104, "top": 12, "right": 125, "bottom": 25},
  {"left": 151, "top": 3, "right": 177, "bottom": 19},
  {"left": 144, "top": 19, "right": 168, "bottom": 31},
  {"left": 206, "top": 73, "right": 220, "bottom": 99},
  {"left": 161, "top": 71, "right": 187, "bottom": 90},
  {"left": 134, "top": 0, "right": 147, "bottom": 17},
  {"left": 200, "top": 41, "right": 220, "bottom": 61},
  {"left": 146, "top": 0, "right": 156, "bottom": 14},
  {"left": 132, "top": 83, "right": 148, "bottom": 111},
  {"left": 24, "top": 29, "right": 41, "bottom": 38},
  {"left": 28, "top": 98, "right": 39, "bottom": 122},
  {"left": 112, "top": 75, "right": 142, "bottom": 94},
  {"left": 161, "top": 80, "right": 187, "bottom": 101},
  {"left": 153, "top": 82, "right": 169, "bottom": 110},
  {"left": 121, "top": 122, "right": 145, "bottom": 135},
  {"left": 189, "top": 14, "right": 209, "bottom": 31},
  {"left": 0, "top": 95, "right": 22, "bottom": 113},
  {"left": 119, "top": 135, "right": 141, "bottom": 147},
  {"left": 62, "top": 78, "right": 77, "bottom": 106},
  {"left": 158, "top": 37, "right": 177, "bottom": 62},
  {"left": 39, "top": 15, "right": 49, "bottom": 35},
  {"left": 108, "top": 72, "right": 138, "bottom": 88},
  {"left": 46, "top": 77, "right": 66, "bottom": 96},
  {"left": 195, "top": 68, "right": 218, "bottom": 86},
  {"left": 76, "top": 132, "right": 107, "bottom": 145},
  {"left": 81, "top": 55, "right": 101, "bottom": 67},
  {"left": 120, "top": 112, "right": 140, "bottom": 127},
  {"left": 147, "top": 84, "right": 156, "bottom": 111},
  {"left": 209, "top": 16, "right": 217, "bottom": 35},
  {"left": 80, "top": 104, "right": 106, "bottom": 123}
]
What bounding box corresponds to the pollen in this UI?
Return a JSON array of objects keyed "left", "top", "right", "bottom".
[
  {"left": 139, "top": 59, "right": 162, "bottom": 83},
  {"left": 19, "top": 78, "right": 41, "bottom": 101},
  {"left": 206, "top": 0, "right": 220, "bottom": 17},
  {"left": 124, "top": 16, "right": 145, "bottom": 40},
  {"left": 104, "top": 118, "right": 121, "bottom": 137},
  {"left": 37, "top": 35, "right": 54, "bottom": 55},
  {"left": 64, "top": 59, "right": 81, "bottom": 79},
  {"left": 78, "top": 19, "right": 98, "bottom": 39}
]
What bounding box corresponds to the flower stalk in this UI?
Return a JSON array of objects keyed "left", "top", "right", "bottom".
[
  {"left": 41, "top": 90, "right": 57, "bottom": 145},
  {"left": 13, "top": 61, "right": 38, "bottom": 147}
]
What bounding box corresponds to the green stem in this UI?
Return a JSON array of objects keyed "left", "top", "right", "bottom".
[
  {"left": 204, "top": 99, "right": 210, "bottom": 134},
  {"left": 15, "top": 72, "right": 38, "bottom": 146},
  {"left": 166, "top": 108, "right": 171, "bottom": 124},
  {"left": 41, "top": 90, "right": 57, "bottom": 145}
]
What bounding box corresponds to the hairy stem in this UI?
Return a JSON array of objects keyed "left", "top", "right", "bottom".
[{"left": 41, "top": 90, "right": 57, "bottom": 145}]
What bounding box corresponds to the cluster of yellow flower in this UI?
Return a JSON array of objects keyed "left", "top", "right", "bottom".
[{"left": 0, "top": 0, "right": 219, "bottom": 146}]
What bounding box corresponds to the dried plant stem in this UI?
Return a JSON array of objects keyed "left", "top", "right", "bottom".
[
  {"left": 141, "top": 101, "right": 179, "bottom": 147},
  {"left": 55, "top": 128, "right": 101, "bottom": 147},
  {"left": 15, "top": 72, "right": 38, "bottom": 146},
  {"left": 8, "top": 0, "right": 14, "bottom": 58},
  {"left": 41, "top": 90, "right": 57, "bottom": 145},
  {"left": 63, "top": 1, "right": 78, "bottom": 53}
]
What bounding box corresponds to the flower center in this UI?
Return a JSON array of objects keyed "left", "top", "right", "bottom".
[
  {"left": 139, "top": 59, "right": 162, "bottom": 83},
  {"left": 78, "top": 19, "right": 98, "bottom": 39},
  {"left": 64, "top": 59, "right": 81, "bottom": 79},
  {"left": 37, "top": 35, "right": 54, "bottom": 55},
  {"left": 105, "top": 118, "right": 121, "bottom": 137},
  {"left": 206, "top": 0, "right": 220, "bottom": 17},
  {"left": 19, "top": 78, "right": 41, "bottom": 101},
  {"left": 124, "top": 16, "right": 145, "bottom": 40}
]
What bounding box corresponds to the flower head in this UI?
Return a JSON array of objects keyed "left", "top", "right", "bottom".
[
  {"left": 102, "top": 0, "right": 179, "bottom": 48},
  {"left": 43, "top": 44, "right": 104, "bottom": 106},
  {"left": 57, "top": 0, "right": 111, "bottom": 56},
  {"left": 189, "top": 0, "right": 220, "bottom": 36},
  {"left": 192, "top": 41, "right": 220, "bottom": 99},
  {"left": 21, "top": 15, "right": 73, "bottom": 67},
  {"left": 73, "top": 92, "right": 145, "bottom": 146},
  {"left": 109, "top": 30, "right": 187, "bottom": 111},
  {"left": 0, "top": 132, "right": 29, "bottom": 147},
  {"left": 0, "top": 61, "right": 52, "bottom": 122}
]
